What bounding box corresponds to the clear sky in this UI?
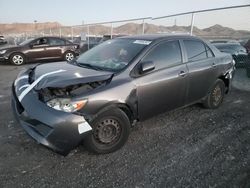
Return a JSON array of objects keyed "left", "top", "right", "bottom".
[{"left": 0, "top": 0, "right": 249, "bottom": 30}]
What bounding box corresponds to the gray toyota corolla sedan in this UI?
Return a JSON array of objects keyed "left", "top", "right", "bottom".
[{"left": 12, "top": 34, "right": 235, "bottom": 155}]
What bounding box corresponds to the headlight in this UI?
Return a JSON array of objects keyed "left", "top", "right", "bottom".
[
  {"left": 46, "top": 98, "right": 87, "bottom": 112},
  {"left": 0, "top": 50, "right": 6, "bottom": 54}
]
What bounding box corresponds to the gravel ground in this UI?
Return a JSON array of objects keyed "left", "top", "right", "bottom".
[{"left": 0, "top": 63, "right": 250, "bottom": 188}]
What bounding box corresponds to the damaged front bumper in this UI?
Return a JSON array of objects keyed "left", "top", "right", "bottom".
[
  {"left": 11, "top": 69, "right": 92, "bottom": 155},
  {"left": 0, "top": 54, "right": 9, "bottom": 62}
]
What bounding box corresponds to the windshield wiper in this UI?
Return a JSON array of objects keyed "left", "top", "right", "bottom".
[
  {"left": 76, "top": 61, "right": 104, "bottom": 71},
  {"left": 69, "top": 60, "right": 114, "bottom": 72}
]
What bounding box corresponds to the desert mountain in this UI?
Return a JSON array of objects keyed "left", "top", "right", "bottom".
[
  {"left": 0, "top": 22, "right": 61, "bottom": 33},
  {"left": 0, "top": 22, "right": 249, "bottom": 38}
]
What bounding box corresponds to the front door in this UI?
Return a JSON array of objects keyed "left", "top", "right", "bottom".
[
  {"left": 133, "top": 40, "right": 188, "bottom": 120},
  {"left": 26, "top": 38, "right": 50, "bottom": 61}
]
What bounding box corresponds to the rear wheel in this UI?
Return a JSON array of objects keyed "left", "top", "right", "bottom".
[
  {"left": 84, "top": 108, "right": 130, "bottom": 154},
  {"left": 203, "top": 79, "right": 225, "bottom": 109},
  {"left": 64, "top": 51, "right": 75, "bottom": 61},
  {"left": 10, "top": 53, "right": 25, "bottom": 65}
]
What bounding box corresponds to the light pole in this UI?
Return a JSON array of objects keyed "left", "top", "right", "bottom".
[
  {"left": 34, "top": 20, "right": 37, "bottom": 36},
  {"left": 190, "top": 13, "right": 195, "bottom": 36}
]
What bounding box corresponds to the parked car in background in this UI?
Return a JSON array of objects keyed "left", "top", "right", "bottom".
[
  {"left": 79, "top": 35, "right": 126, "bottom": 54},
  {"left": 12, "top": 34, "right": 234, "bottom": 155},
  {"left": 99, "top": 34, "right": 127, "bottom": 43},
  {"left": 0, "top": 36, "right": 79, "bottom": 65},
  {"left": 213, "top": 43, "right": 248, "bottom": 68},
  {"left": 244, "top": 39, "right": 250, "bottom": 53},
  {"left": 79, "top": 36, "right": 102, "bottom": 54},
  {"left": 213, "top": 43, "right": 247, "bottom": 55},
  {"left": 210, "top": 40, "right": 240, "bottom": 45}
]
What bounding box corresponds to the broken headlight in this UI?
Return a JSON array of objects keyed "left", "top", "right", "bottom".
[{"left": 46, "top": 98, "right": 87, "bottom": 112}]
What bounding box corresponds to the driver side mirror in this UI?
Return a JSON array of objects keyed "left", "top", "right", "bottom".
[
  {"left": 139, "top": 61, "right": 155, "bottom": 74},
  {"left": 29, "top": 44, "right": 34, "bottom": 48}
]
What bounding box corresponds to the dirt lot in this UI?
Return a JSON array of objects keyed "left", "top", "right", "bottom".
[{"left": 0, "top": 63, "right": 250, "bottom": 188}]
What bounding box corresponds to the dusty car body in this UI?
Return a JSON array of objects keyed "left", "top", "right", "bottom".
[
  {"left": 0, "top": 36, "right": 79, "bottom": 65},
  {"left": 12, "top": 34, "right": 234, "bottom": 155}
]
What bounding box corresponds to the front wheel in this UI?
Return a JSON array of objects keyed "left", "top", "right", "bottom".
[
  {"left": 84, "top": 108, "right": 130, "bottom": 154},
  {"left": 64, "top": 51, "right": 75, "bottom": 61},
  {"left": 203, "top": 79, "right": 225, "bottom": 109},
  {"left": 10, "top": 53, "right": 25, "bottom": 65}
]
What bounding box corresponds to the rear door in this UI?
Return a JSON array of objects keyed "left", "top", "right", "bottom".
[
  {"left": 133, "top": 40, "right": 188, "bottom": 120},
  {"left": 182, "top": 39, "right": 217, "bottom": 104},
  {"left": 47, "top": 38, "right": 66, "bottom": 58}
]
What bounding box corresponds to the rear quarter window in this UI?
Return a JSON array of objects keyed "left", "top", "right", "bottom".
[
  {"left": 183, "top": 40, "right": 207, "bottom": 62},
  {"left": 49, "top": 38, "right": 65, "bottom": 46},
  {"left": 65, "top": 40, "right": 73, "bottom": 45},
  {"left": 205, "top": 45, "right": 214, "bottom": 58}
]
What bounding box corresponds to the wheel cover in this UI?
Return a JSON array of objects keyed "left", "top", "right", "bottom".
[
  {"left": 12, "top": 55, "right": 24, "bottom": 65},
  {"left": 93, "top": 118, "right": 121, "bottom": 144},
  {"left": 65, "top": 53, "right": 74, "bottom": 61},
  {"left": 212, "top": 85, "right": 222, "bottom": 106}
]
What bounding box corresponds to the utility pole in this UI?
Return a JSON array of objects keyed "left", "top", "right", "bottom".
[
  {"left": 110, "top": 23, "right": 113, "bottom": 39},
  {"left": 82, "top": 20, "right": 84, "bottom": 32},
  {"left": 87, "top": 25, "right": 90, "bottom": 50},
  {"left": 190, "top": 13, "right": 195, "bottom": 35},
  {"left": 142, "top": 19, "right": 145, "bottom": 34},
  {"left": 34, "top": 20, "right": 37, "bottom": 36}
]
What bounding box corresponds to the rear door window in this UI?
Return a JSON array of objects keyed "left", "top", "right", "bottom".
[
  {"left": 183, "top": 40, "right": 207, "bottom": 62},
  {"left": 142, "top": 40, "right": 182, "bottom": 70},
  {"left": 33, "top": 38, "right": 48, "bottom": 46}
]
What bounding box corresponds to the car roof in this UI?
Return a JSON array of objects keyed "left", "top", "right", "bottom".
[
  {"left": 119, "top": 34, "right": 200, "bottom": 41},
  {"left": 36, "top": 36, "right": 65, "bottom": 40}
]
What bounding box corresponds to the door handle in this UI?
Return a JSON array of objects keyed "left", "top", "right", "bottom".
[
  {"left": 178, "top": 71, "right": 186, "bottom": 77},
  {"left": 212, "top": 62, "right": 217, "bottom": 68}
]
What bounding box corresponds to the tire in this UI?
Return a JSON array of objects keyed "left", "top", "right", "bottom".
[
  {"left": 203, "top": 79, "right": 225, "bottom": 109},
  {"left": 84, "top": 108, "right": 130, "bottom": 154},
  {"left": 10, "top": 53, "right": 25, "bottom": 65},
  {"left": 64, "top": 51, "right": 75, "bottom": 61}
]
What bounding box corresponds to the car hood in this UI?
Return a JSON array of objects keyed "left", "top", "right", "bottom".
[
  {"left": 0, "top": 44, "right": 21, "bottom": 51},
  {"left": 32, "top": 61, "right": 114, "bottom": 90}
]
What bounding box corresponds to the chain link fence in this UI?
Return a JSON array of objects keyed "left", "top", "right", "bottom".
[
  {"left": 3, "top": 5, "right": 250, "bottom": 43},
  {"left": 1, "top": 4, "right": 250, "bottom": 75}
]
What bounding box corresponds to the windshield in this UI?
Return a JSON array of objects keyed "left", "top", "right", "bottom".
[
  {"left": 77, "top": 38, "right": 150, "bottom": 72},
  {"left": 19, "top": 38, "right": 34, "bottom": 46}
]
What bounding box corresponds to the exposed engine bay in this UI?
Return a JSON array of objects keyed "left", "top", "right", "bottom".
[{"left": 39, "top": 81, "right": 107, "bottom": 102}]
